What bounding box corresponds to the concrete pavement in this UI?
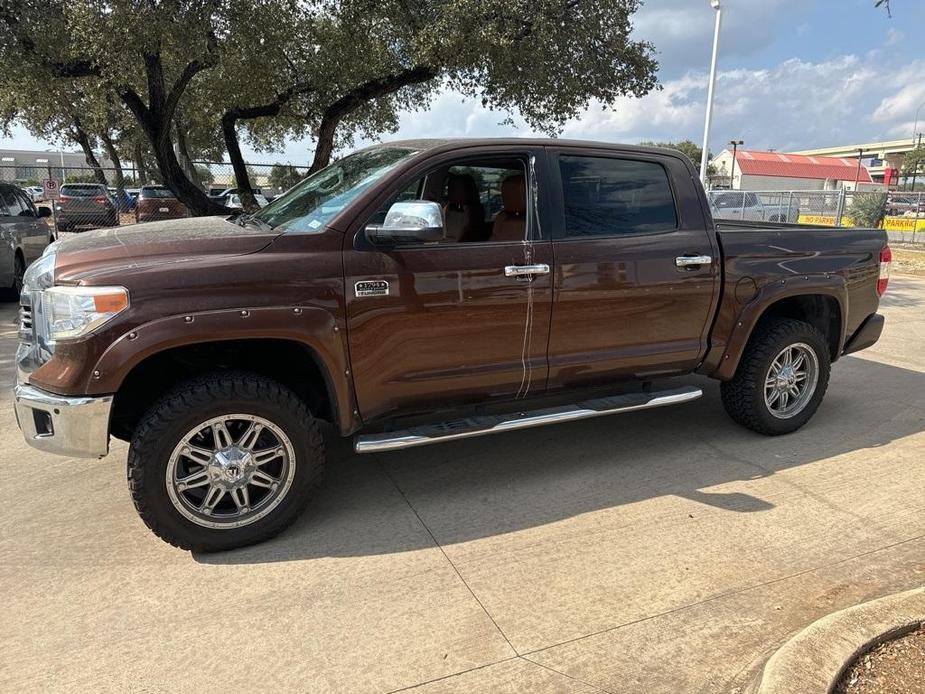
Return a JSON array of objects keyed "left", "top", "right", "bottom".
[{"left": 2, "top": 277, "right": 924, "bottom": 693}]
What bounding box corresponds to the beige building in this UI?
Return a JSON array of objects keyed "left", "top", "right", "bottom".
[{"left": 792, "top": 138, "right": 919, "bottom": 186}]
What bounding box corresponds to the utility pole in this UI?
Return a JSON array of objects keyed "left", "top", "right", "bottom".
[
  {"left": 699, "top": 0, "right": 723, "bottom": 186},
  {"left": 728, "top": 139, "right": 743, "bottom": 189}
]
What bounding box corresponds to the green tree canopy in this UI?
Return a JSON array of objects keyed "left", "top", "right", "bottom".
[{"left": 2, "top": 0, "right": 659, "bottom": 214}]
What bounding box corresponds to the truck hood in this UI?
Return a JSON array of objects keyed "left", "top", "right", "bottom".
[{"left": 53, "top": 216, "right": 280, "bottom": 284}]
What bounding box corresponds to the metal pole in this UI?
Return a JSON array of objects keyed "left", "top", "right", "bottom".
[
  {"left": 699, "top": 1, "right": 722, "bottom": 185},
  {"left": 730, "top": 142, "right": 737, "bottom": 189},
  {"left": 854, "top": 148, "right": 864, "bottom": 190},
  {"left": 912, "top": 102, "right": 925, "bottom": 143}
]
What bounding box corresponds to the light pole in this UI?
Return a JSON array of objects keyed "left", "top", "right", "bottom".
[
  {"left": 912, "top": 101, "right": 925, "bottom": 144},
  {"left": 728, "top": 139, "right": 743, "bottom": 189},
  {"left": 699, "top": 0, "right": 723, "bottom": 186}
]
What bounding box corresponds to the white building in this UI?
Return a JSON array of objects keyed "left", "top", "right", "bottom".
[{"left": 0, "top": 148, "right": 114, "bottom": 183}]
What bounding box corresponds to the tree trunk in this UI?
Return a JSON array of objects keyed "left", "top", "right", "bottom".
[
  {"left": 221, "top": 110, "right": 258, "bottom": 211},
  {"left": 133, "top": 142, "right": 148, "bottom": 184},
  {"left": 175, "top": 116, "right": 203, "bottom": 191},
  {"left": 307, "top": 65, "right": 438, "bottom": 174},
  {"left": 101, "top": 133, "right": 127, "bottom": 211},
  {"left": 70, "top": 119, "right": 109, "bottom": 187},
  {"left": 119, "top": 51, "right": 227, "bottom": 216}
]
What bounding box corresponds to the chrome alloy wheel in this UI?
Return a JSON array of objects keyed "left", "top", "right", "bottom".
[
  {"left": 764, "top": 343, "right": 819, "bottom": 419},
  {"left": 165, "top": 414, "right": 296, "bottom": 529}
]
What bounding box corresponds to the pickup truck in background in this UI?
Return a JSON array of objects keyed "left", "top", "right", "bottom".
[{"left": 13, "top": 139, "right": 890, "bottom": 552}]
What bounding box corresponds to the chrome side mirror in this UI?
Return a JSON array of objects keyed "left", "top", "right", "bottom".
[{"left": 365, "top": 201, "right": 444, "bottom": 244}]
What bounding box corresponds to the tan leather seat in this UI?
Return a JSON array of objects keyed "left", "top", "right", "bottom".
[
  {"left": 490, "top": 174, "right": 526, "bottom": 242},
  {"left": 443, "top": 174, "right": 483, "bottom": 242}
]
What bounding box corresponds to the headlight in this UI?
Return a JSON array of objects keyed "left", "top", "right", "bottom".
[
  {"left": 42, "top": 286, "right": 130, "bottom": 341},
  {"left": 23, "top": 252, "right": 56, "bottom": 291}
]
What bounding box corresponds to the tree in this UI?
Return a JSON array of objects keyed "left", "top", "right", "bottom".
[
  {"left": 218, "top": 0, "right": 659, "bottom": 208},
  {"left": 0, "top": 0, "right": 228, "bottom": 215},
  {"left": 902, "top": 147, "right": 925, "bottom": 191},
  {"left": 2, "top": 0, "right": 659, "bottom": 215},
  {"left": 267, "top": 164, "right": 304, "bottom": 192},
  {"left": 848, "top": 192, "right": 888, "bottom": 228},
  {"left": 640, "top": 140, "right": 716, "bottom": 175}
]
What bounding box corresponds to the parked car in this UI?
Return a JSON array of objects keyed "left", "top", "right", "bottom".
[
  {"left": 709, "top": 191, "right": 764, "bottom": 221},
  {"left": 55, "top": 183, "right": 118, "bottom": 231},
  {"left": 216, "top": 192, "right": 270, "bottom": 209},
  {"left": 886, "top": 194, "right": 924, "bottom": 216},
  {"left": 25, "top": 185, "right": 44, "bottom": 203},
  {"left": 13, "top": 139, "right": 890, "bottom": 551},
  {"left": 0, "top": 183, "right": 54, "bottom": 300},
  {"left": 135, "top": 185, "right": 189, "bottom": 223}
]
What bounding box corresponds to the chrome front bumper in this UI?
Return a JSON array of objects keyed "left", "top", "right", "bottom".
[{"left": 13, "top": 384, "right": 113, "bottom": 459}]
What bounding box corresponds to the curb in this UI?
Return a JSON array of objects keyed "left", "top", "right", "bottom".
[{"left": 752, "top": 586, "right": 925, "bottom": 694}]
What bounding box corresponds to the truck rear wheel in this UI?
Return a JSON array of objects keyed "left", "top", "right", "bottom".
[
  {"left": 127, "top": 371, "right": 324, "bottom": 552},
  {"left": 720, "top": 318, "right": 831, "bottom": 435}
]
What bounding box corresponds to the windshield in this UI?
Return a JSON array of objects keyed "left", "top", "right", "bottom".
[{"left": 253, "top": 147, "right": 418, "bottom": 231}]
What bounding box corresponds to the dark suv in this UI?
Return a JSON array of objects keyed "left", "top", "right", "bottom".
[{"left": 55, "top": 183, "right": 119, "bottom": 231}]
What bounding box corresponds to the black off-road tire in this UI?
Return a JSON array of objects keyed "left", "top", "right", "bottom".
[
  {"left": 127, "top": 371, "right": 324, "bottom": 552},
  {"left": 720, "top": 317, "right": 831, "bottom": 436}
]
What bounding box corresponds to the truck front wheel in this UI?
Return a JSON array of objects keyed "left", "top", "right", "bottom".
[
  {"left": 127, "top": 371, "right": 324, "bottom": 552},
  {"left": 720, "top": 318, "right": 831, "bottom": 435}
]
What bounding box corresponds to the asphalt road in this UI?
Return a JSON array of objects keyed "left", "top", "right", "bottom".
[{"left": 2, "top": 277, "right": 924, "bottom": 693}]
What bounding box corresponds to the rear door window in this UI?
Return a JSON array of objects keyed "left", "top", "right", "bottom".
[{"left": 558, "top": 155, "right": 677, "bottom": 237}]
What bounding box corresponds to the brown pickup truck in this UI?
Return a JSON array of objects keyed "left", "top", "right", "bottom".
[{"left": 13, "top": 139, "right": 891, "bottom": 551}]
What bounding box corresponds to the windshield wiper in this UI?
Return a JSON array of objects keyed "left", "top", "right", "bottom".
[{"left": 236, "top": 213, "right": 274, "bottom": 231}]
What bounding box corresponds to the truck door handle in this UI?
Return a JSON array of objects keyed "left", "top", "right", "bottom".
[
  {"left": 675, "top": 255, "right": 712, "bottom": 268},
  {"left": 505, "top": 264, "right": 550, "bottom": 277}
]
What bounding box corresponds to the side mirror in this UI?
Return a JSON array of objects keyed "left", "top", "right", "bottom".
[
  {"left": 37, "top": 206, "right": 52, "bottom": 218},
  {"left": 365, "top": 201, "right": 444, "bottom": 244}
]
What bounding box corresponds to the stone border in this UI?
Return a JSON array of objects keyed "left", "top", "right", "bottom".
[{"left": 753, "top": 586, "right": 925, "bottom": 694}]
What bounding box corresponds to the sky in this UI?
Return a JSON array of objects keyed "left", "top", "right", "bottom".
[{"left": 3, "top": 0, "right": 925, "bottom": 165}]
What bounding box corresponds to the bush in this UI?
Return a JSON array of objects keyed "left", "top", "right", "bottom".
[{"left": 848, "top": 192, "right": 888, "bottom": 228}]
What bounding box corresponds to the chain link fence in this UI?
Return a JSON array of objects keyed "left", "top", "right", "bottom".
[
  {"left": 0, "top": 161, "right": 311, "bottom": 233},
  {"left": 708, "top": 189, "right": 925, "bottom": 244}
]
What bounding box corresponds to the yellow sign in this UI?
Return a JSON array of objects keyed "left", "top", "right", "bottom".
[
  {"left": 796, "top": 214, "right": 924, "bottom": 232},
  {"left": 883, "top": 216, "right": 925, "bottom": 232}
]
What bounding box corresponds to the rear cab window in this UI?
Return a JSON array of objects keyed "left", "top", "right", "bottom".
[{"left": 557, "top": 155, "right": 678, "bottom": 237}]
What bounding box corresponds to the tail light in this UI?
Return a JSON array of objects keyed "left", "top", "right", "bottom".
[
  {"left": 93, "top": 196, "right": 108, "bottom": 203},
  {"left": 58, "top": 194, "right": 72, "bottom": 202},
  {"left": 877, "top": 246, "right": 891, "bottom": 296}
]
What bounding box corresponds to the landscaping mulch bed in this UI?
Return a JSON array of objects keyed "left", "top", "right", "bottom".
[{"left": 835, "top": 625, "right": 925, "bottom": 694}]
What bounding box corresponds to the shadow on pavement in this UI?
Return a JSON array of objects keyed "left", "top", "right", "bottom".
[{"left": 197, "top": 356, "right": 925, "bottom": 565}]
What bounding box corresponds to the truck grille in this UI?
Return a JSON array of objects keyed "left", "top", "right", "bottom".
[{"left": 19, "top": 296, "right": 34, "bottom": 343}]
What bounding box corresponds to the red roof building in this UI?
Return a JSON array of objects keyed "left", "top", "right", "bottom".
[{"left": 711, "top": 148, "right": 873, "bottom": 190}]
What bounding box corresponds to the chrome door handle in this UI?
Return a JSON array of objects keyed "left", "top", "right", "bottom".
[
  {"left": 675, "top": 255, "right": 712, "bottom": 268},
  {"left": 505, "top": 264, "right": 550, "bottom": 277}
]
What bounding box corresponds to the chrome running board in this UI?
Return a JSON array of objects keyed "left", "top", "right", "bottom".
[{"left": 354, "top": 385, "right": 702, "bottom": 453}]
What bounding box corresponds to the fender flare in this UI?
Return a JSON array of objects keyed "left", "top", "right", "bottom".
[
  {"left": 88, "top": 305, "right": 360, "bottom": 434},
  {"left": 705, "top": 274, "right": 848, "bottom": 381}
]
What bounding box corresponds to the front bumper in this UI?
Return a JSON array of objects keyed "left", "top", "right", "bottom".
[{"left": 13, "top": 384, "right": 113, "bottom": 459}]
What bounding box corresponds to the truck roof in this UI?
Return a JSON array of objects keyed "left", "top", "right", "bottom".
[{"left": 367, "top": 138, "right": 691, "bottom": 161}]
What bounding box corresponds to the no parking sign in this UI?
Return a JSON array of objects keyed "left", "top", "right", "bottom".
[{"left": 42, "top": 178, "right": 60, "bottom": 200}]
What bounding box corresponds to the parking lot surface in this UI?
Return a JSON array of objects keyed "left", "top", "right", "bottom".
[{"left": 2, "top": 277, "right": 924, "bottom": 693}]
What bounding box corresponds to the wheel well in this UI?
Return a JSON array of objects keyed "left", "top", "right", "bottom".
[
  {"left": 110, "top": 339, "right": 336, "bottom": 442},
  {"left": 760, "top": 294, "right": 841, "bottom": 360}
]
